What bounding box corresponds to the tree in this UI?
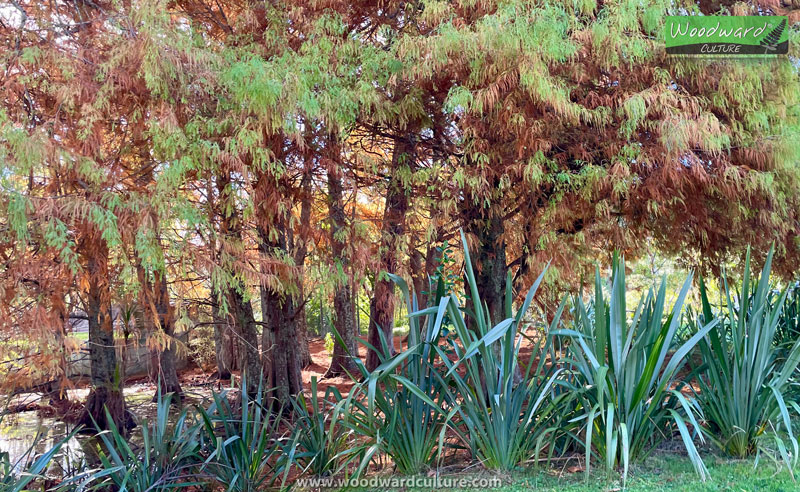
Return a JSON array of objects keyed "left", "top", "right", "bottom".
[{"left": 396, "top": 0, "right": 800, "bottom": 298}]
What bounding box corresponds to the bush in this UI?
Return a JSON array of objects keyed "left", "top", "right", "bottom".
[
  {"left": 289, "top": 377, "right": 356, "bottom": 477},
  {"left": 188, "top": 325, "right": 217, "bottom": 371},
  {"left": 435, "top": 231, "right": 572, "bottom": 471},
  {"left": 196, "top": 380, "right": 289, "bottom": 491},
  {"left": 693, "top": 247, "right": 800, "bottom": 471},
  {"left": 91, "top": 391, "right": 201, "bottom": 491},
  {"left": 775, "top": 281, "right": 800, "bottom": 348},
  {"left": 556, "top": 253, "right": 713, "bottom": 481},
  {"left": 343, "top": 273, "right": 456, "bottom": 475}
]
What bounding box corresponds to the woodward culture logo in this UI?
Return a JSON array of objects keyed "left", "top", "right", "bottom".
[{"left": 665, "top": 16, "right": 788, "bottom": 55}]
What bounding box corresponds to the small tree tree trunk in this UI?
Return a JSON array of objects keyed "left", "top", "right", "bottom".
[
  {"left": 227, "top": 288, "right": 261, "bottom": 394},
  {"left": 410, "top": 246, "right": 426, "bottom": 308},
  {"left": 324, "top": 164, "right": 359, "bottom": 377},
  {"left": 470, "top": 213, "right": 507, "bottom": 325},
  {"left": 293, "top": 168, "right": 313, "bottom": 367},
  {"left": 150, "top": 271, "right": 182, "bottom": 399},
  {"left": 466, "top": 212, "right": 523, "bottom": 384},
  {"left": 212, "top": 299, "right": 235, "bottom": 379},
  {"left": 366, "top": 137, "right": 414, "bottom": 371},
  {"left": 258, "top": 224, "right": 303, "bottom": 408},
  {"left": 47, "top": 291, "right": 71, "bottom": 412},
  {"left": 77, "top": 226, "right": 131, "bottom": 433},
  {"left": 216, "top": 170, "right": 260, "bottom": 394}
]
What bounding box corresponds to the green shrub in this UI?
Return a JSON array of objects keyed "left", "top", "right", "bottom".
[
  {"left": 92, "top": 391, "right": 201, "bottom": 491},
  {"left": 775, "top": 281, "right": 800, "bottom": 348},
  {"left": 288, "top": 377, "right": 355, "bottom": 477},
  {"left": 324, "top": 332, "right": 335, "bottom": 355},
  {"left": 693, "top": 247, "right": 800, "bottom": 471},
  {"left": 196, "top": 380, "right": 288, "bottom": 491},
  {"left": 434, "top": 231, "right": 572, "bottom": 471},
  {"left": 188, "top": 325, "right": 218, "bottom": 372},
  {"left": 557, "top": 253, "right": 713, "bottom": 481},
  {"left": 342, "top": 273, "right": 455, "bottom": 475}
]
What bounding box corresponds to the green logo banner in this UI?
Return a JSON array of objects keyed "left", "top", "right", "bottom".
[{"left": 665, "top": 16, "right": 788, "bottom": 55}]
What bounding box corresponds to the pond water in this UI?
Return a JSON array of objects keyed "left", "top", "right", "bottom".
[
  {"left": 0, "top": 383, "right": 219, "bottom": 476},
  {"left": 0, "top": 410, "right": 86, "bottom": 474}
]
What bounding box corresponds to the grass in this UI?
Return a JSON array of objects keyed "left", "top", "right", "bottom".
[{"left": 402, "top": 454, "right": 798, "bottom": 492}]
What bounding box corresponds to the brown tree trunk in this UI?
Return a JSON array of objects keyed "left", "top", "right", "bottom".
[
  {"left": 212, "top": 299, "right": 235, "bottom": 380},
  {"left": 465, "top": 212, "right": 523, "bottom": 383},
  {"left": 217, "top": 171, "right": 260, "bottom": 393},
  {"left": 293, "top": 168, "right": 313, "bottom": 368},
  {"left": 77, "top": 225, "right": 131, "bottom": 433},
  {"left": 324, "top": 165, "right": 359, "bottom": 377},
  {"left": 258, "top": 223, "right": 303, "bottom": 408},
  {"left": 409, "top": 247, "right": 426, "bottom": 309},
  {"left": 46, "top": 291, "right": 71, "bottom": 411},
  {"left": 150, "top": 271, "right": 182, "bottom": 398},
  {"left": 469, "top": 213, "right": 507, "bottom": 325},
  {"left": 366, "top": 138, "right": 414, "bottom": 371},
  {"left": 226, "top": 288, "right": 260, "bottom": 394},
  {"left": 295, "top": 294, "right": 312, "bottom": 368},
  {"left": 207, "top": 172, "right": 236, "bottom": 380}
]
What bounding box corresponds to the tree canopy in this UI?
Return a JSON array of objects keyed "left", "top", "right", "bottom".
[{"left": 0, "top": 0, "right": 798, "bottom": 423}]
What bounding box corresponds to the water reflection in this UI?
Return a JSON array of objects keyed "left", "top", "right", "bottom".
[{"left": 0, "top": 411, "right": 86, "bottom": 474}]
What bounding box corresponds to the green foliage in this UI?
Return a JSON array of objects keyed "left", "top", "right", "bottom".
[
  {"left": 557, "top": 253, "right": 713, "bottom": 481},
  {"left": 775, "top": 281, "right": 800, "bottom": 348},
  {"left": 288, "top": 377, "right": 354, "bottom": 477},
  {"left": 196, "top": 380, "right": 289, "bottom": 491},
  {"left": 435, "top": 231, "right": 572, "bottom": 470},
  {"left": 343, "top": 273, "right": 456, "bottom": 475},
  {"left": 187, "top": 325, "right": 217, "bottom": 371},
  {"left": 92, "top": 391, "right": 201, "bottom": 491},
  {"left": 693, "top": 247, "right": 800, "bottom": 471},
  {"left": 323, "top": 332, "right": 335, "bottom": 355}
]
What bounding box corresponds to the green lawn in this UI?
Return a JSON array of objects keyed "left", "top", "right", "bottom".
[{"left": 408, "top": 455, "right": 798, "bottom": 492}]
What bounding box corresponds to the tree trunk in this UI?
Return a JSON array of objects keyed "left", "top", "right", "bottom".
[
  {"left": 258, "top": 224, "right": 303, "bottom": 408},
  {"left": 150, "top": 271, "right": 182, "bottom": 398},
  {"left": 77, "top": 226, "right": 131, "bottom": 433},
  {"left": 410, "top": 247, "right": 426, "bottom": 309},
  {"left": 207, "top": 172, "right": 236, "bottom": 380},
  {"left": 212, "top": 299, "right": 235, "bottom": 379},
  {"left": 295, "top": 295, "right": 312, "bottom": 367},
  {"left": 324, "top": 166, "right": 359, "bottom": 377},
  {"left": 293, "top": 169, "right": 313, "bottom": 368},
  {"left": 366, "top": 138, "right": 413, "bottom": 371},
  {"left": 466, "top": 213, "right": 507, "bottom": 325},
  {"left": 227, "top": 288, "right": 260, "bottom": 394},
  {"left": 46, "top": 291, "right": 71, "bottom": 412},
  {"left": 217, "top": 171, "right": 260, "bottom": 394},
  {"left": 466, "top": 213, "right": 524, "bottom": 383}
]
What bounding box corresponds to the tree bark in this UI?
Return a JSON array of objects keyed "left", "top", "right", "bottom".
[
  {"left": 470, "top": 213, "right": 507, "bottom": 326},
  {"left": 211, "top": 299, "right": 235, "bottom": 379},
  {"left": 293, "top": 169, "right": 313, "bottom": 368},
  {"left": 366, "top": 138, "right": 414, "bottom": 371},
  {"left": 217, "top": 171, "right": 260, "bottom": 394},
  {"left": 226, "top": 287, "right": 260, "bottom": 394},
  {"left": 465, "top": 212, "right": 524, "bottom": 383},
  {"left": 77, "top": 225, "right": 131, "bottom": 433},
  {"left": 324, "top": 165, "right": 359, "bottom": 377},
  {"left": 410, "top": 247, "right": 427, "bottom": 307},
  {"left": 150, "top": 271, "right": 182, "bottom": 398},
  {"left": 46, "top": 291, "right": 71, "bottom": 411},
  {"left": 258, "top": 223, "right": 304, "bottom": 408},
  {"left": 207, "top": 172, "right": 237, "bottom": 380}
]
